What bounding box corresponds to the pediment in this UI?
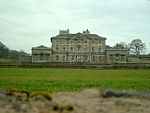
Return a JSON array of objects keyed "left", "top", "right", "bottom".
[{"left": 71, "top": 33, "right": 89, "bottom": 40}]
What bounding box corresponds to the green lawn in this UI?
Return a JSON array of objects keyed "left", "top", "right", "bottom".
[{"left": 0, "top": 68, "right": 150, "bottom": 92}]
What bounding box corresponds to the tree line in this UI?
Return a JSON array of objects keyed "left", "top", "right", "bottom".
[{"left": 0, "top": 41, "right": 30, "bottom": 59}]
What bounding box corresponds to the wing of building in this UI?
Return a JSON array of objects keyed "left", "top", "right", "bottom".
[
  {"left": 32, "top": 45, "right": 51, "bottom": 62},
  {"left": 32, "top": 29, "right": 129, "bottom": 64}
]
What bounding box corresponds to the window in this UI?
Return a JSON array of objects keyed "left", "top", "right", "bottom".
[
  {"left": 121, "top": 54, "right": 125, "bottom": 61},
  {"left": 110, "top": 54, "right": 114, "bottom": 61},
  {"left": 84, "top": 55, "right": 88, "bottom": 60},
  {"left": 56, "top": 56, "right": 59, "bottom": 61},
  {"left": 63, "top": 40, "right": 66, "bottom": 44},
  {"left": 77, "top": 40, "right": 80, "bottom": 43},
  {"left": 56, "top": 40, "right": 59, "bottom": 44},
  {"left": 72, "top": 55, "right": 75, "bottom": 60},
  {"left": 56, "top": 47, "right": 59, "bottom": 51},
  {"left": 92, "top": 47, "right": 94, "bottom": 52},
  {"left": 84, "top": 47, "right": 87, "bottom": 52},
  {"left": 99, "top": 56, "right": 103, "bottom": 62},
  {"left": 92, "top": 56, "right": 95, "bottom": 61},
  {"left": 77, "top": 44, "right": 81, "bottom": 51},
  {"left": 99, "top": 47, "right": 101, "bottom": 52},
  {"left": 45, "top": 54, "right": 50, "bottom": 60},
  {"left": 63, "top": 56, "right": 66, "bottom": 61},
  {"left": 63, "top": 47, "right": 66, "bottom": 51},
  {"left": 77, "top": 46, "right": 80, "bottom": 51},
  {"left": 33, "top": 54, "right": 38, "bottom": 60},
  {"left": 70, "top": 47, "right": 73, "bottom": 51},
  {"left": 99, "top": 40, "right": 101, "bottom": 44},
  {"left": 115, "top": 54, "right": 119, "bottom": 57},
  {"left": 39, "top": 53, "right": 44, "bottom": 60}
]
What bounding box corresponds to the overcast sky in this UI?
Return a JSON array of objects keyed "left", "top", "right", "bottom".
[{"left": 0, "top": 0, "right": 150, "bottom": 53}]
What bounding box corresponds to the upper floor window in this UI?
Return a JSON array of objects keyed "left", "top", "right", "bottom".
[
  {"left": 56, "top": 40, "right": 59, "bottom": 44},
  {"left": 63, "top": 47, "right": 66, "bottom": 51},
  {"left": 63, "top": 40, "right": 66, "bottom": 44},
  {"left": 77, "top": 44, "right": 81, "bottom": 51},
  {"left": 70, "top": 40, "right": 73, "bottom": 44},
  {"left": 56, "top": 47, "right": 59, "bottom": 51},
  {"left": 70, "top": 47, "right": 73, "bottom": 51},
  {"left": 99, "top": 40, "right": 101, "bottom": 44}
]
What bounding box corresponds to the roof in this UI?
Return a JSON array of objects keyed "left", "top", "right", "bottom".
[
  {"left": 51, "top": 33, "right": 106, "bottom": 40},
  {"left": 106, "top": 48, "right": 129, "bottom": 51},
  {"left": 128, "top": 55, "right": 150, "bottom": 58},
  {"left": 32, "top": 45, "right": 50, "bottom": 49}
]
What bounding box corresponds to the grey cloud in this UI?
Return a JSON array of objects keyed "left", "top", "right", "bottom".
[{"left": 0, "top": 0, "right": 150, "bottom": 53}]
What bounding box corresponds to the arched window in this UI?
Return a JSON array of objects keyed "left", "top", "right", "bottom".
[
  {"left": 77, "top": 44, "right": 81, "bottom": 51},
  {"left": 70, "top": 47, "right": 73, "bottom": 51}
]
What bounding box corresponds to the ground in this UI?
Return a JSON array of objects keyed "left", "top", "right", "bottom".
[{"left": 0, "top": 68, "right": 150, "bottom": 92}]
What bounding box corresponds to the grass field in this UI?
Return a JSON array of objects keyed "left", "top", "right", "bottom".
[{"left": 0, "top": 68, "right": 150, "bottom": 93}]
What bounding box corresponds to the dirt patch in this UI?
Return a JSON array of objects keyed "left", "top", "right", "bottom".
[{"left": 0, "top": 88, "right": 150, "bottom": 113}]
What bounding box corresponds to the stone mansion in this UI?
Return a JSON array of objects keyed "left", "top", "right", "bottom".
[{"left": 32, "top": 29, "right": 129, "bottom": 64}]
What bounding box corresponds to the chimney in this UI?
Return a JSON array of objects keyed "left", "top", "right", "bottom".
[{"left": 83, "top": 29, "right": 90, "bottom": 35}]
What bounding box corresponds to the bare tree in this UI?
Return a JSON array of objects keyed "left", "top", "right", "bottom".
[
  {"left": 129, "top": 39, "right": 146, "bottom": 56},
  {"left": 113, "top": 42, "right": 129, "bottom": 49}
]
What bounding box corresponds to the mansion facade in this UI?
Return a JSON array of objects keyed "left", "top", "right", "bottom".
[{"left": 32, "top": 29, "right": 129, "bottom": 64}]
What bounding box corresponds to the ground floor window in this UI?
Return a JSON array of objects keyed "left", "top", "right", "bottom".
[
  {"left": 63, "top": 56, "right": 66, "bottom": 61},
  {"left": 92, "top": 56, "right": 95, "bottom": 61},
  {"left": 99, "top": 56, "right": 103, "bottom": 62},
  {"left": 39, "top": 53, "right": 44, "bottom": 60},
  {"left": 109, "top": 54, "right": 114, "bottom": 61},
  {"left": 121, "top": 54, "right": 125, "bottom": 61},
  {"left": 72, "top": 55, "right": 75, "bottom": 60},
  {"left": 56, "top": 56, "right": 59, "bottom": 61},
  {"left": 84, "top": 55, "right": 88, "bottom": 61}
]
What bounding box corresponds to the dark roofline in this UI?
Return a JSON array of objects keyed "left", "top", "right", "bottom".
[
  {"left": 32, "top": 45, "right": 51, "bottom": 49},
  {"left": 106, "top": 48, "right": 129, "bottom": 51},
  {"left": 127, "top": 55, "right": 150, "bottom": 58},
  {"left": 51, "top": 33, "right": 106, "bottom": 40}
]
